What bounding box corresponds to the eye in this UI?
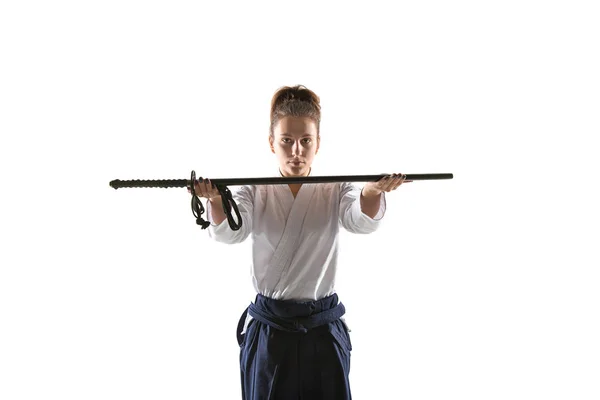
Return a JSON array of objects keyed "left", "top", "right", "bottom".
[
  {"left": 281, "top": 138, "right": 291, "bottom": 143},
  {"left": 302, "top": 138, "right": 312, "bottom": 144}
]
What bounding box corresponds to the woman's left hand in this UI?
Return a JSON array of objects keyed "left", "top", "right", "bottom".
[{"left": 362, "top": 173, "right": 412, "bottom": 197}]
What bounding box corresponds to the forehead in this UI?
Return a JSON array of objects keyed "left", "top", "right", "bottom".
[{"left": 274, "top": 116, "right": 317, "bottom": 136}]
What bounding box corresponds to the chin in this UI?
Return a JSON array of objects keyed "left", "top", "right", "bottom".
[{"left": 283, "top": 165, "right": 309, "bottom": 176}]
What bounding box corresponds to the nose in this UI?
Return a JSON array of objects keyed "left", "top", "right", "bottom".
[{"left": 291, "top": 140, "right": 301, "bottom": 155}]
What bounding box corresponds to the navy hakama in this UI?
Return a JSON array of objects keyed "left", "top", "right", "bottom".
[{"left": 237, "top": 293, "right": 352, "bottom": 400}]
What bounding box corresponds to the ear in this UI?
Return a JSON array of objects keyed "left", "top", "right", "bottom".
[
  {"left": 268, "top": 135, "right": 275, "bottom": 153},
  {"left": 315, "top": 136, "right": 321, "bottom": 154}
]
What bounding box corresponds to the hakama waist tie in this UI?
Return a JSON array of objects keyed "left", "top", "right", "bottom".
[{"left": 237, "top": 293, "right": 346, "bottom": 344}]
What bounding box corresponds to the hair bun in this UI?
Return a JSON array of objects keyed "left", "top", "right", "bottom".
[{"left": 274, "top": 85, "right": 320, "bottom": 108}]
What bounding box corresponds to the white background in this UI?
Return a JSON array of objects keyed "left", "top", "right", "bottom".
[{"left": 1, "top": 1, "right": 599, "bottom": 399}]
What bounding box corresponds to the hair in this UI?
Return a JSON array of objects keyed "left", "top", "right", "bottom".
[{"left": 269, "top": 85, "right": 321, "bottom": 138}]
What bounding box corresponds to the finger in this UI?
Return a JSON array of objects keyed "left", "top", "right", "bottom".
[
  {"left": 194, "top": 178, "right": 207, "bottom": 197},
  {"left": 383, "top": 174, "right": 399, "bottom": 191},
  {"left": 388, "top": 177, "right": 402, "bottom": 191},
  {"left": 387, "top": 173, "right": 406, "bottom": 191},
  {"left": 206, "top": 178, "right": 217, "bottom": 191},
  {"left": 200, "top": 179, "right": 212, "bottom": 197},
  {"left": 200, "top": 178, "right": 220, "bottom": 199},
  {"left": 190, "top": 178, "right": 212, "bottom": 197},
  {"left": 375, "top": 175, "right": 390, "bottom": 185},
  {"left": 397, "top": 173, "right": 407, "bottom": 186},
  {"left": 380, "top": 176, "right": 395, "bottom": 191},
  {"left": 371, "top": 176, "right": 388, "bottom": 191},
  {"left": 396, "top": 173, "right": 408, "bottom": 188},
  {"left": 204, "top": 178, "right": 219, "bottom": 197}
]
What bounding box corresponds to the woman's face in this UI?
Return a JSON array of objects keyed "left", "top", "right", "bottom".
[{"left": 270, "top": 116, "right": 320, "bottom": 177}]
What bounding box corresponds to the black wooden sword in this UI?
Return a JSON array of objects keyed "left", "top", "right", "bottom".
[{"left": 109, "top": 170, "right": 453, "bottom": 230}]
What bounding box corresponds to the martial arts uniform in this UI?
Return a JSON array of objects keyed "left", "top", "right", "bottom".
[{"left": 206, "top": 171, "right": 386, "bottom": 399}]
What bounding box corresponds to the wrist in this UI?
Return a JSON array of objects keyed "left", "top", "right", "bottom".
[{"left": 361, "top": 188, "right": 382, "bottom": 198}]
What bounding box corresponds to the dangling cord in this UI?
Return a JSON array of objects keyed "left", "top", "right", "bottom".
[
  {"left": 190, "top": 170, "right": 211, "bottom": 229},
  {"left": 217, "top": 184, "right": 242, "bottom": 231},
  {"left": 190, "top": 170, "right": 242, "bottom": 231}
]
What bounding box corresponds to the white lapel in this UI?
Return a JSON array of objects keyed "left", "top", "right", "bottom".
[{"left": 267, "top": 169, "right": 316, "bottom": 291}]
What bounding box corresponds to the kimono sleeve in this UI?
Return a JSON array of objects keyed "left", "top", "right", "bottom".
[
  {"left": 206, "top": 185, "right": 254, "bottom": 244},
  {"left": 338, "top": 181, "right": 386, "bottom": 234}
]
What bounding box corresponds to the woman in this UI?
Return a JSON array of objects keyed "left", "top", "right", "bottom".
[{"left": 189, "top": 85, "right": 408, "bottom": 399}]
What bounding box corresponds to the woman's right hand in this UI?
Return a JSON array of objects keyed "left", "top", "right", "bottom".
[{"left": 187, "top": 178, "right": 221, "bottom": 200}]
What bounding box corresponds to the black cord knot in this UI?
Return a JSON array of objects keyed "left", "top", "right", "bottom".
[
  {"left": 196, "top": 218, "right": 211, "bottom": 229},
  {"left": 189, "top": 170, "right": 242, "bottom": 231}
]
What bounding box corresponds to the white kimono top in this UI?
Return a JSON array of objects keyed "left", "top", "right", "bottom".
[{"left": 206, "top": 170, "right": 386, "bottom": 303}]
